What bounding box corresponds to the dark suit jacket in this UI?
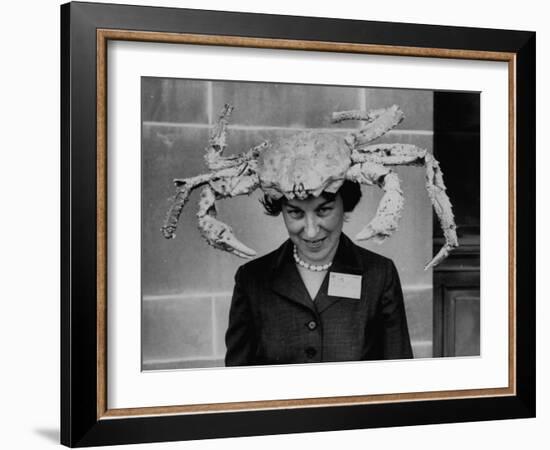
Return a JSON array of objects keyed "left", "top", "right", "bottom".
[{"left": 225, "top": 233, "right": 413, "bottom": 366}]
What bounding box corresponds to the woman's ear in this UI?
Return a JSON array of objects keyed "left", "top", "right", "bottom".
[{"left": 343, "top": 212, "right": 351, "bottom": 223}]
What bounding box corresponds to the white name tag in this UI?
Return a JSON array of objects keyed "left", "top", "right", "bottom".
[{"left": 328, "top": 272, "right": 362, "bottom": 299}]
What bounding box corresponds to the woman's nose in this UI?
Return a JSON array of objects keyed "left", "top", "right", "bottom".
[{"left": 303, "top": 215, "right": 319, "bottom": 238}]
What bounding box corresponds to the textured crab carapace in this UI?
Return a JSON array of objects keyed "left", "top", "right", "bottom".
[
  {"left": 161, "top": 104, "right": 458, "bottom": 270},
  {"left": 258, "top": 132, "right": 350, "bottom": 200}
]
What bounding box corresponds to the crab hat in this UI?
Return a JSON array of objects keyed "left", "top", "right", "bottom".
[
  {"left": 162, "top": 104, "right": 458, "bottom": 270},
  {"left": 258, "top": 132, "right": 350, "bottom": 200}
]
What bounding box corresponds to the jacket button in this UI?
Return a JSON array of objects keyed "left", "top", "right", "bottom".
[
  {"left": 306, "top": 320, "right": 317, "bottom": 331},
  {"left": 305, "top": 347, "right": 317, "bottom": 358}
]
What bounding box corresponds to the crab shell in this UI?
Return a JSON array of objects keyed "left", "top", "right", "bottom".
[{"left": 258, "top": 132, "right": 351, "bottom": 200}]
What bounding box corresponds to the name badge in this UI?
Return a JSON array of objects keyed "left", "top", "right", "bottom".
[{"left": 328, "top": 272, "right": 362, "bottom": 299}]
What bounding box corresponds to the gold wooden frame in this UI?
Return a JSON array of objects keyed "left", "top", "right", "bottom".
[{"left": 96, "top": 29, "right": 517, "bottom": 420}]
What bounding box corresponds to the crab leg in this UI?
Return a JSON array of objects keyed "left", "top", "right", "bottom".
[
  {"left": 332, "top": 105, "right": 404, "bottom": 148},
  {"left": 206, "top": 142, "right": 269, "bottom": 171},
  {"left": 161, "top": 106, "right": 236, "bottom": 240},
  {"left": 203, "top": 104, "right": 268, "bottom": 170},
  {"left": 204, "top": 104, "right": 233, "bottom": 169},
  {"left": 161, "top": 173, "right": 213, "bottom": 239},
  {"left": 163, "top": 103, "right": 266, "bottom": 251},
  {"left": 352, "top": 143, "right": 458, "bottom": 270},
  {"left": 197, "top": 185, "right": 257, "bottom": 259},
  {"left": 161, "top": 164, "right": 255, "bottom": 240},
  {"left": 332, "top": 107, "right": 394, "bottom": 124},
  {"left": 423, "top": 153, "right": 458, "bottom": 270},
  {"left": 351, "top": 143, "right": 427, "bottom": 165},
  {"left": 346, "top": 162, "right": 404, "bottom": 243}
]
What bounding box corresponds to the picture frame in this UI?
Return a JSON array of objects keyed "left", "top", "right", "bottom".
[{"left": 61, "top": 1, "right": 535, "bottom": 447}]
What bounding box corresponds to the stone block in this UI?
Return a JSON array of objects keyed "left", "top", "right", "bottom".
[
  {"left": 403, "top": 287, "right": 433, "bottom": 343},
  {"left": 143, "top": 358, "right": 224, "bottom": 370},
  {"left": 364, "top": 88, "right": 433, "bottom": 131},
  {"left": 213, "top": 295, "right": 232, "bottom": 357},
  {"left": 142, "top": 296, "right": 214, "bottom": 365},
  {"left": 212, "top": 80, "right": 362, "bottom": 129},
  {"left": 412, "top": 341, "right": 433, "bottom": 359},
  {"left": 142, "top": 77, "right": 209, "bottom": 124}
]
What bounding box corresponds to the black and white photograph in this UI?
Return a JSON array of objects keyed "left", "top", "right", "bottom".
[
  {"left": 141, "top": 78, "right": 480, "bottom": 370},
  {"left": 1, "top": 0, "right": 544, "bottom": 447}
]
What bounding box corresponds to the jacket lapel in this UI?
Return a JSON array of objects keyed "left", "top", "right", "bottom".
[{"left": 269, "top": 240, "right": 316, "bottom": 313}]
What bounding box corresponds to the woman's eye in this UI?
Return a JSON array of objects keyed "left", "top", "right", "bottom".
[
  {"left": 288, "top": 210, "right": 303, "bottom": 218},
  {"left": 317, "top": 207, "right": 332, "bottom": 216}
]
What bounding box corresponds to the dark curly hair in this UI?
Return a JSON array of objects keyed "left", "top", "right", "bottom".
[{"left": 260, "top": 180, "right": 362, "bottom": 216}]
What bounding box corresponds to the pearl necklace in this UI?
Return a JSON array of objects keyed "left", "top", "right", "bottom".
[{"left": 293, "top": 246, "right": 333, "bottom": 272}]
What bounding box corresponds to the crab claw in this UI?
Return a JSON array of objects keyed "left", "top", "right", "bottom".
[
  {"left": 355, "top": 224, "right": 392, "bottom": 243},
  {"left": 423, "top": 153, "right": 459, "bottom": 270},
  {"left": 198, "top": 215, "right": 257, "bottom": 258},
  {"left": 424, "top": 244, "right": 453, "bottom": 271},
  {"left": 346, "top": 163, "right": 404, "bottom": 244},
  {"left": 197, "top": 185, "right": 257, "bottom": 259}
]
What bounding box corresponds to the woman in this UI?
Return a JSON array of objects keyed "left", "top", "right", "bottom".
[{"left": 225, "top": 179, "right": 413, "bottom": 366}]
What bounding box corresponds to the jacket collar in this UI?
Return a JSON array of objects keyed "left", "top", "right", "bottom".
[
  {"left": 328, "top": 233, "right": 364, "bottom": 275},
  {"left": 270, "top": 233, "right": 364, "bottom": 313}
]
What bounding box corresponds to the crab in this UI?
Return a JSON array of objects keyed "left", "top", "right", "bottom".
[{"left": 161, "top": 104, "right": 458, "bottom": 270}]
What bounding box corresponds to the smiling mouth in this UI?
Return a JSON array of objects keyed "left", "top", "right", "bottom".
[{"left": 302, "top": 237, "right": 326, "bottom": 247}]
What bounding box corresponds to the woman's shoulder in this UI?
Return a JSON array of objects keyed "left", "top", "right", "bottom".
[
  {"left": 339, "top": 234, "right": 395, "bottom": 270},
  {"left": 341, "top": 238, "right": 401, "bottom": 289},
  {"left": 354, "top": 243, "right": 394, "bottom": 266},
  {"left": 236, "top": 240, "right": 291, "bottom": 277}
]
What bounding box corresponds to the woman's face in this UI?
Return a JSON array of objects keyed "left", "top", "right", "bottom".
[{"left": 281, "top": 193, "right": 345, "bottom": 265}]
